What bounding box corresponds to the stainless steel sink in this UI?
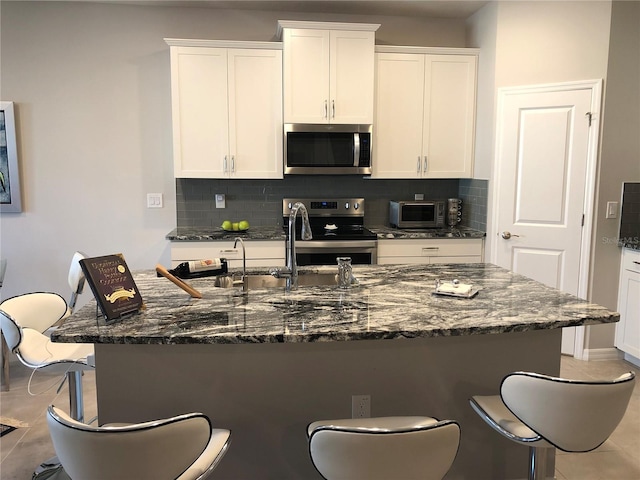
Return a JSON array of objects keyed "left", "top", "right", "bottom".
[{"left": 214, "top": 273, "right": 338, "bottom": 289}]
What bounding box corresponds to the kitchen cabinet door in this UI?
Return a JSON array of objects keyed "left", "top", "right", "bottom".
[
  {"left": 330, "top": 30, "right": 375, "bottom": 124},
  {"left": 170, "top": 44, "right": 283, "bottom": 179},
  {"left": 171, "top": 241, "right": 285, "bottom": 269},
  {"left": 372, "top": 50, "right": 477, "bottom": 179},
  {"left": 422, "top": 55, "right": 476, "bottom": 178},
  {"left": 283, "top": 28, "right": 330, "bottom": 124},
  {"left": 377, "top": 238, "right": 484, "bottom": 264},
  {"left": 228, "top": 49, "right": 283, "bottom": 179},
  {"left": 615, "top": 249, "right": 640, "bottom": 363},
  {"left": 283, "top": 28, "right": 375, "bottom": 124},
  {"left": 373, "top": 53, "right": 425, "bottom": 178},
  {"left": 171, "top": 47, "right": 229, "bottom": 178}
]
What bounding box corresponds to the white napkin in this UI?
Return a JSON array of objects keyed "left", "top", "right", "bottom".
[{"left": 436, "top": 282, "right": 473, "bottom": 295}]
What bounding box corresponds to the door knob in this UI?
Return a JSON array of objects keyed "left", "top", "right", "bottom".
[{"left": 501, "top": 231, "right": 520, "bottom": 239}]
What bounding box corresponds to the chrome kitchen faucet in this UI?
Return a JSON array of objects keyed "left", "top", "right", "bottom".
[{"left": 270, "top": 202, "right": 312, "bottom": 290}]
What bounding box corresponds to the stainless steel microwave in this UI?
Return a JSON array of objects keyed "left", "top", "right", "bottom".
[
  {"left": 284, "top": 124, "right": 372, "bottom": 175},
  {"left": 389, "top": 200, "right": 445, "bottom": 228}
]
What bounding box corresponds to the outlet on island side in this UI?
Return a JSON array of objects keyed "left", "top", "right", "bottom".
[{"left": 351, "top": 394, "right": 371, "bottom": 418}]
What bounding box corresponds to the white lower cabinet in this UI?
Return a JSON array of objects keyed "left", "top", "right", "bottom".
[
  {"left": 615, "top": 248, "right": 640, "bottom": 364},
  {"left": 377, "top": 238, "right": 484, "bottom": 265},
  {"left": 171, "top": 241, "right": 286, "bottom": 269}
]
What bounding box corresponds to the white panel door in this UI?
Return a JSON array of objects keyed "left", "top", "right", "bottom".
[
  {"left": 228, "top": 49, "right": 283, "bottom": 179},
  {"left": 494, "top": 85, "right": 595, "bottom": 355},
  {"left": 283, "top": 28, "right": 330, "bottom": 124},
  {"left": 373, "top": 53, "right": 425, "bottom": 178},
  {"left": 330, "top": 30, "right": 375, "bottom": 124},
  {"left": 171, "top": 47, "right": 228, "bottom": 178}
]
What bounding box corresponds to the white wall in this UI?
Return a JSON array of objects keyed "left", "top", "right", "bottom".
[
  {"left": 0, "top": 1, "right": 466, "bottom": 304},
  {"left": 468, "top": 0, "right": 640, "bottom": 351},
  {"left": 588, "top": 0, "right": 640, "bottom": 349}
]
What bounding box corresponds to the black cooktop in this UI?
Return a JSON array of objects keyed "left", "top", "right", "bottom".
[{"left": 284, "top": 219, "right": 377, "bottom": 241}]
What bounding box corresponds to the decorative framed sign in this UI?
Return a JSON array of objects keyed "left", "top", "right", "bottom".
[{"left": 0, "top": 101, "right": 21, "bottom": 213}]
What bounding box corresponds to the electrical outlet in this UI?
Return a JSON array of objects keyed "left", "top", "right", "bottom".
[
  {"left": 415, "top": 193, "right": 424, "bottom": 201},
  {"left": 351, "top": 394, "right": 371, "bottom": 418},
  {"left": 215, "top": 194, "right": 226, "bottom": 209}
]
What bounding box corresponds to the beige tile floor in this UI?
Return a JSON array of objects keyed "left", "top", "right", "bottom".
[{"left": 1, "top": 355, "right": 639, "bottom": 479}]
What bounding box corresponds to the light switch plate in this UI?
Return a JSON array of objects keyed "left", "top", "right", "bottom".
[
  {"left": 147, "top": 193, "right": 163, "bottom": 208},
  {"left": 606, "top": 201, "right": 618, "bottom": 219}
]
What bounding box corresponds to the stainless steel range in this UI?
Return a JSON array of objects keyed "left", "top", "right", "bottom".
[{"left": 282, "top": 198, "right": 378, "bottom": 265}]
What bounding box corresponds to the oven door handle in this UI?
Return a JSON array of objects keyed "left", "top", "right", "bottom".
[{"left": 295, "top": 241, "right": 377, "bottom": 250}]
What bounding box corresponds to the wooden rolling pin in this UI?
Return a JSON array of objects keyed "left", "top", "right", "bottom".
[{"left": 155, "top": 264, "right": 202, "bottom": 298}]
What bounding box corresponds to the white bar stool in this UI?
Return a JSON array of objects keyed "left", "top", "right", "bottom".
[
  {"left": 307, "top": 416, "right": 460, "bottom": 480},
  {"left": 469, "top": 371, "right": 635, "bottom": 480}
]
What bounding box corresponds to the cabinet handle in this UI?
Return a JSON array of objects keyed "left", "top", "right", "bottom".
[
  {"left": 633, "top": 261, "right": 640, "bottom": 266},
  {"left": 324, "top": 100, "right": 328, "bottom": 119},
  {"left": 417, "top": 156, "right": 421, "bottom": 174},
  {"left": 231, "top": 155, "right": 235, "bottom": 173},
  {"left": 223, "top": 155, "right": 228, "bottom": 173},
  {"left": 332, "top": 100, "right": 335, "bottom": 118},
  {"left": 423, "top": 156, "right": 428, "bottom": 173}
]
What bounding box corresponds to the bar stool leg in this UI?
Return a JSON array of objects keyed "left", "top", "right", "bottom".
[
  {"left": 528, "top": 446, "right": 549, "bottom": 480},
  {"left": 68, "top": 371, "right": 84, "bottom": 422}
]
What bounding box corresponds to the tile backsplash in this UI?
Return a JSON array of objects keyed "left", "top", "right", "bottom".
[
  {"left": 620, "top": 182, "right": 640, "bottom": 247},
  {"left": 177, "top": 177, "right": 488, "bottom": 230}
]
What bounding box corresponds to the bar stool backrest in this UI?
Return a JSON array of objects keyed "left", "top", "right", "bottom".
[
  {"left": 47, "top": 405, "right": 217, "bottom": 480},
  {"left": 501, "top": 371, "right": 635, "bottom": 452},
  {"left": 308, "top": 419, "right": 460, "bottom": 480}
]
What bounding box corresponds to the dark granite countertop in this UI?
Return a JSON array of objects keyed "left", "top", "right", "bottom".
[
  {"left": 166, "top": 226, "right": 285, "bottom": 241},
  {"left": 166, "top": 225, "right": 485, "bottom": 241},
  {"left": 620, "top": 241, "right": 639, "bottom": 251},
  {"left": 369, "top": 225, "right": 486, "bottom": 239},
  {"left": 52, "top": 263, "right": 617, "bottom": 345}
]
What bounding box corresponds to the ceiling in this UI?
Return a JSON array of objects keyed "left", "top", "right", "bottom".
[{"left": 34, "top": 0, "right": 490, "bottom": 19}]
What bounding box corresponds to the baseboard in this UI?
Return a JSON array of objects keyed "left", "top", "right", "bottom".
[
  {"left": 622, "top": 352, "right": 640, "bottom": 367},
  {"left": 581, "top": 347, "right": 623, "bottom": 361}
]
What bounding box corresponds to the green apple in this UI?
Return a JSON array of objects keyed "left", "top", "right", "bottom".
[
  {"left": 239, "top": 220, "right": 250, "bottom": 230},
  {"left": 232, "top": 222, "right": 239, "bottom": 231},
  {"left": 221, "top": 220, "right": 232, "bottom": 230}
]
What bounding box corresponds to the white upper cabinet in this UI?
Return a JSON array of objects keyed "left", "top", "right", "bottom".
[
  {"left": 168, "top": 40, "right": 283, "bottom": 179},
  {"left": 280, "top": 21, "right": 379, "bottom": 125},
  {"left": 373, "top": 47, "right": 478, "bottom": 179}
]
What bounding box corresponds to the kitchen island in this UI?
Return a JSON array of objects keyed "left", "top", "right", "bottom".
[{"left": 53, "top": 263, "right": 618, "bottom": 479}]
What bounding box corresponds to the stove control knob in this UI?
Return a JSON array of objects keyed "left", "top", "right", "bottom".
[
  {"left": 354, "top": 202, "right": 360, "bottom": 210},
  {"left": 344, "top": 202, "right": 350, "bottom": 210}
]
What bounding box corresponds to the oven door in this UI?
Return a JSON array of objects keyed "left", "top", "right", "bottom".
[{"left": 292, "top": 241, "right": 377, "bottom": 266}]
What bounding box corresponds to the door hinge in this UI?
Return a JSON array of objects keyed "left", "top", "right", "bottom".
[{"left": 585, "top": 112, "right": 593, "bottom": 127}]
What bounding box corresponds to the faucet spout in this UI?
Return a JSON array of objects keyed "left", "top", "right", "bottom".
[
  {"left": 285, "top": 202, "right": 312, "bottom": 290},
  {"left": 233, "top": 237, "right": 247, "bottom": 293}
]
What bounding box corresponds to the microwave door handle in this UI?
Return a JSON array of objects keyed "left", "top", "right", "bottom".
[{"left": 353, "top": 133, "right": 360, "bottom": 167}]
